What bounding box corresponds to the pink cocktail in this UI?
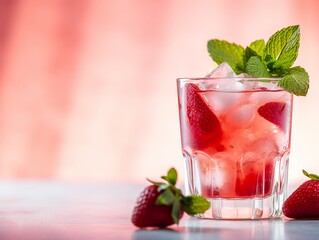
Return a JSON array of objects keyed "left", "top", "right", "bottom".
[{"left": 177, "top": 77, "right": 293, "bottom": 219}]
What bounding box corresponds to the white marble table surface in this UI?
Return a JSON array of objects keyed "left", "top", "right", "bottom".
[{"left": 0, "top": 182, "right": 318, "bottom": 240}]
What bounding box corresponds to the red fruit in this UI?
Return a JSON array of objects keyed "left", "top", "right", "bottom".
[
  {"left": 131, "top": 168, "right": 210, "bottom": 228},
  {"left": 257, "top": 102, "right": 289, "bottom": 129},
  {"left": 131, "top": 185, "right": 183, "bottom": 228},
  {"left": 235, "top": 161, "right": 274, "bottom": 197},
  {"left": 283, "top": 180, "right": 319, "bottom": 219},
  {"left": 185, "top": 83, "right": 222, "bottom": 149}
]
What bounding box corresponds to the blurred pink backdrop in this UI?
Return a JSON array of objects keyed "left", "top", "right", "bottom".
[{"left": 0, "top": 0, "right": 318, "bottom": 185}]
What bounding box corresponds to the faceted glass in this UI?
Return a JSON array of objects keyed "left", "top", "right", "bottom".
[{"left": 177, "top": 77, "right": 293, "bottom": 219}]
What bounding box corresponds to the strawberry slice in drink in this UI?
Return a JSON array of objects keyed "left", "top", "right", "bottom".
[
  {"left": 258, "top": 102, "right": 289, "bottom": 129},
  {"left": 235, "top": 160, "right": 274, "bottom": 197},
  {"left": 185, "top": 83, "right": 223, "bottom": 150}
]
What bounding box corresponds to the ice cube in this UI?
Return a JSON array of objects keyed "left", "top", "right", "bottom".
[
  {"left": 205, "top": 62, "right": 237, "bottom": 78},
  {"left": 210, "top": 152, "right": 236, "bottom": 196},
  {"left": 236, "top": 137, "right": 279, "bottom": 191},
  {"left": 239, "top": 79, "right": 282, "bottom": 93},
  {"left": 220, "top": 80, "right": 245, "bottom": 91},
  {"left": 250, "top": 91, "right": 287, "bottom": 106},
  {"left": 201, "top": 63, "right": 245, "bottom": 91},
  {"left": 193, "top": 151, "right": 237, "bottom": 197},
  {"left": 248, "top": 137, "right": 279, "bottom": 158},
  {"left": 199, "top": 63, "right": 248, "bottom": 115},
  {"left": 226, "top": 104, "right": 256, "bottom": 128},
  {"left": 200, "top": 91, "right": 241, "bottom": 115},
  {"left": 240, "top": 79, "right": 260, "bottom": 91}
]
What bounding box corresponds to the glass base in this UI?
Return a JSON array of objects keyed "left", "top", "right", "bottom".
[
  {"left": 196, "top": 196, "right": 283, "bottom": 219},
  {"left": 183, "top": 150, "right": 289, "bottom": 219}
]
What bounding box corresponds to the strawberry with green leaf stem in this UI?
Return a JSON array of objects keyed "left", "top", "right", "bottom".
[
  {"left": 283, "top": 170, "right": 319, "bottom": 219},
  {"left": 131, "top": 168, "right": 210, "bottom": 228}
]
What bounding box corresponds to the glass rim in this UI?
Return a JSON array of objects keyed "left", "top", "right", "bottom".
[
  {"left": 176, "top": 77, "right": 290, "bottom": 93},
  {"left": 176, "top": 77, "right": 282, "bottom": 82}
]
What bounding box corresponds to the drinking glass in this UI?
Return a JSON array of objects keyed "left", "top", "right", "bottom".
[{"left": 177, "top": 77, "right": 293, "bottom": 219}]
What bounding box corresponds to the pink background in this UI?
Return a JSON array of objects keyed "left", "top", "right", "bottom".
[{"left": 0, "top": 0, "right": 318, "bottom": 185}]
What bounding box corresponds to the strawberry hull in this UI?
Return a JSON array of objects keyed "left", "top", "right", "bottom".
[{"left": 177, "top": 78, "right": 293, "bottom": 219}]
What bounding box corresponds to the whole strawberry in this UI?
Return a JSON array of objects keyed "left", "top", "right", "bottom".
[
  {"left": 283, "top": 170, "right": 319, "bottom": 219},
  {"left": 131, "top": 168, "right": 210, "bottom": 228}
]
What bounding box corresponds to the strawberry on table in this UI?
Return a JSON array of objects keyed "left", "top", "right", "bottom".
[
  {"left": 131, "top": 168, "right": 210, "bottom": 228},
  {"left": 282, "top": 170, "right": 319, "bottom": 219},
  {"left": 131, "top": 185, "right": 181, "bottom": 228}
]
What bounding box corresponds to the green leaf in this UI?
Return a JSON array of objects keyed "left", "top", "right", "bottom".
[
  {"left": 249, "top": 39, "right": 265, "bottom": 57},
  {"left": 157, "top": 183, "right": 170, "bottom": 192},
  {"left": 147, "top": 178, "right": 166, "bottom": 187},
  {"left": 245, "top": 39, "right": 265, "bottom": 64},
  {"left": 270, "top": 68, "right": 288, "bottom": 77},
  {"left": 171, "top": 200, "right": 182, "bottom": 224},
  {"left": 303, "top": 169, "right": 319, "bottom": 180},
  {"left": 246, "top": 56, "right": 271, "bottom": 77},
  {"left": 264, "top": 25, "right": 300, "bottom": 70},
  {"left": 278, "top": 66, "right": 309, "bottom": 96},
  {"left": 167, "top": 168, "right": 177, "bottom": 185},
  {"left": 161, "top": 168, "right": 177, "bottom": 185},
  {"left": 206, "top": 25, "right": 309, "bottom": 97},
  {"left": 207, "top": 39, "right": 245, "bottom": 74},
  {"left": 181, "top": 195, "right": 210, "bottom": 215},
  {"left": 309, "top": 174, "right": 319, "bottom": 180},
  {"left": 156, "top": 188, "right": 175, "bottom": 205}
]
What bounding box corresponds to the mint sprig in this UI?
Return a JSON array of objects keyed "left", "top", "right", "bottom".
[
  {"left": 148, "top": 167, "right": 210, "bottom": 224},
  {"left": 207, "top": 25, "right": 309, "bottom": 96}
]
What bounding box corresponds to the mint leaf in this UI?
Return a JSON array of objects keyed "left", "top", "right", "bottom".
[
  {"left": 249, "top": 39, "right": 265, "bottom": 57},
  {"left": 278, "top": 66, "right": 309, "bottom": 96},
  {"left": 156, "top": 188, "right": 175, "bottom": 205},
  {"left": 245, "top": 39, "right": 265, "bottom": 64},
  {"left": 264, "top": 25, "right": 300, "bottom": 70},
  {"left": 246, "top": 56, "right": 270, "bottom": 77},
  {"left": 161, "top": 168, "right": 177, "bottom": 185},
  {"left": 207, "top": 39, "right": 245, "bottom": 74},
  {"left": 181, "top": 195, "right": 210, "bottom": 215}
]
